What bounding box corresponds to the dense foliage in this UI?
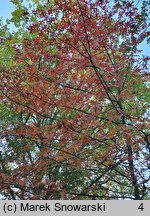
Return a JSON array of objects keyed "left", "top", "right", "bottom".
[{"left": 0, "top": 0, "right": 150, "bottom": 200}]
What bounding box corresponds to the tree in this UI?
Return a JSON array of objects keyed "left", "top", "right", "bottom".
[{"left": 0, "top": 0, "right": 149, "bottom": 200}]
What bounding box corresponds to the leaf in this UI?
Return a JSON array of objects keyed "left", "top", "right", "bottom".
[
  {"left": 25, "top": 58, "right": 33, "bottom": 65},
  {"left": 108, "top": 128, "right": 116, "bottom": 138},
  {"left": 0, "top": 0, "right": 149, "bottom": 200}
]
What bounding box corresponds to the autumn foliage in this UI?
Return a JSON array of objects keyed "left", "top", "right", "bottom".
[{"left": 0, "top": 0, "right": 150, "bottom": 200}]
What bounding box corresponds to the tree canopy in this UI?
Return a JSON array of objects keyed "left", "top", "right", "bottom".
[{"left": 0, "top": 0, "right": 150, "bottom": 200}]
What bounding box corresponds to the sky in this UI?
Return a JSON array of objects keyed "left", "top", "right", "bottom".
[
  {"left": 0, "top": 0, "right": 149, "bottom": 56},
  {"left": 0, "top": 0, "right": 15, "bottom": 20},
  {"left": 0, "top": 0, "right": 16, "bottom": 31}
]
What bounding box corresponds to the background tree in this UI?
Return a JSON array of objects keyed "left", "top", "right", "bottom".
[{"left": 0, "top": 0, "right": 149, "bottom": 199}]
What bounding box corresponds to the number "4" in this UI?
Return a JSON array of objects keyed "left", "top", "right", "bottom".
[{"left": 138, "top": 203, "right": 144, "bottom": 211}]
